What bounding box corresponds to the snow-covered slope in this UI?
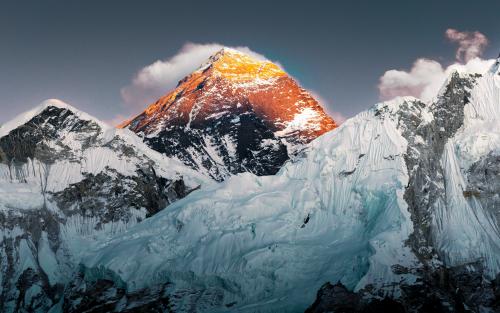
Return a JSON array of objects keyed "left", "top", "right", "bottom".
[
  {"left": 432, "top": 59, "right": 500, "bottom": 274},
  {"left": 308, "top": 59, "right": 500, "bottom": 312},
  {"left": 65, "top": 60, "right": 500, "bottom": 312},
  {"left": 79, "top": 99, "right": 416, "bottom": 311},
  {"left": 0, "top": 100, "right": 211, "bottom": 313},
  {"left": 0, "top": 99, "right": 207, "bottom": 192}
]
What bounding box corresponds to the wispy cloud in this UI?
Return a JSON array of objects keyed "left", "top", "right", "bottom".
[
  {"left": 445, "top": 28, "right": 489, "bottom": 63},
  {"left": 309, "top": 90, "right": 346, "bottom": 124},
  {"left": 103, "top": 114, "right": 129, "bottom": 127},
  {"left": 378, "top": 29, "right": 494, "bottom": 102}
]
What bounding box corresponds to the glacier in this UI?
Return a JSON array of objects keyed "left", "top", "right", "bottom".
[
  {"left": 80, "top": 98, "right": 421, "bottom": 311},
  {"left": 74, "top": 60, "right": 500, "bottom": 312}
]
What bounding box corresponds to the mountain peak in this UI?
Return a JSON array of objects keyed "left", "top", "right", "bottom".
[
  {"left": 121, "top": 49, "right": 336, "bottom": 180},
  {"left": 207, "top": 47, "right": 244, "bottom": 60},
  {"left": 199, "top": 48, "right": 286, "bottom": 84},
  {"left": 0, "top": 99, "right": 112, "bottom": 139},
  {"left": 204, "top": 47, "right": 258, "bottom": 64},
  {"left": 39, "top": 98, "right": 74, "bottom": 110}
]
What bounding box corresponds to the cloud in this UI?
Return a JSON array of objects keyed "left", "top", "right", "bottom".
[
  {"left": 378, "top": 29, "right": 494, "bottom": 102},
  {"left": 329, "top": 111, "right": 347, "bottom": 125},
  {"left": 378, "top": 59, "right": 446, "bottom": 102},
  {"left": 309, "top": 90, "right": 346, "bottom": 124},
  {"left": 379, "top": 57, "right": 495, "bottom": 102},
  {"left": 121, "top": 43, "right": 270, "bottom": 113},
  {"left": 103, "top": 114, "right": 128, "bottom": 127},
  {"left": 445, "top": 28, "right": 489, "bottom": 62}
]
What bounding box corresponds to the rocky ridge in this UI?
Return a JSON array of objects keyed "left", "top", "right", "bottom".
[{"left": 0, "top": 100, "right": 209, "bottom": 312}]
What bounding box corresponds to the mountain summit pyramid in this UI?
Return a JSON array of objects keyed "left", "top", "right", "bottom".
[{"left": 120, "top": 48, "right": 337, "bottom": 180}]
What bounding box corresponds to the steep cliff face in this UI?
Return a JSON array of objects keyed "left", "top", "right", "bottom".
[
  {"left": 66, "top": 60, "right": 500, "bottom": 312},
  {"left": 121, "top": 48, "right": 337, "bottom": 181},
  {"left": 306, "top": 59, "right": 500, "bottom": 312},
  {"left": 0, "top": 100, "right": 209, "bottom": 313}
]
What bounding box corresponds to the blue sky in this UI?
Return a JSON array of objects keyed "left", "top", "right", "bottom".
[{"left": 0, "top": 0, "right": 499, "bottom": 124}]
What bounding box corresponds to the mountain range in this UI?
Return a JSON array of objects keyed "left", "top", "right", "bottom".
[{"left": 0, "top": 50, "right": 499, "bottom": 313}]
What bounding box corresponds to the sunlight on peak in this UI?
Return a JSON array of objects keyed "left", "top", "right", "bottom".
[{"left": 210, "top": 49, "right": 286, "bottom": 83}]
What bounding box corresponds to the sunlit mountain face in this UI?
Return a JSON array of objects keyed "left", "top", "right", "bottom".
[{"left": 120, "top": 48, "right": 337, "bottom": 181}]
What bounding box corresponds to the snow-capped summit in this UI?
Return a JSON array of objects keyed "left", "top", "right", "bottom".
[
  {"left": 120, "top": 48, "right": 337, "bottom": 181},
  {"left": 0, "top": 99, "right": 110, "bottom": 138},
  {"left": 0, "top": 101, "right": 210, "bottom": 312}
]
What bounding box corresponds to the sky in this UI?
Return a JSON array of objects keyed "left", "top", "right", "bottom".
[{"left": 0, "top": 0, "right": 499, "bottom": 125}]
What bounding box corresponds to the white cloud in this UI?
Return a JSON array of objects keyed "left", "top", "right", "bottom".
[
  {"left": 445, "top": 28, "right": 489, "bottom": 62},
  {"left": 329, "top": 111, "right": 347, "bottom": 125},
  {"left": 103, "top": 114, "right": 128, "bottom": 127},
  {"left": 378, "top": 59, "right": 445, "bottom": 102},
  {"left": 379, "top": 58, "right": 495, "bottom": 102},
  {"left": 378, "top": 29, "right": 494, "bottom": 103},
  {"left": 309, "top": 90, "right": 346, "bottom": 124},
  {"left": 121, "top": 43, "right": 269, "bottom": 113}
]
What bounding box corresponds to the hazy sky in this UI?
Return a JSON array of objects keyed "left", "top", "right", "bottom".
[{"left": 0, "top": 0, "right": 499, "bottom": 124}]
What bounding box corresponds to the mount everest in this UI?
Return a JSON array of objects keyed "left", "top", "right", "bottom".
[{"left": 120, "top": 48, "right": 336, "bottom": 181}]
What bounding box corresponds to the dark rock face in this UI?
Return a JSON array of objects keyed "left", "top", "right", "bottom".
[
  {"left": 61, "top": 268, "right": 173, "bottom": 313},
  {"left": 403, "top": 73, "right": 478, "bottom": 261},
  {"left": 62, "top": 280, "right": 172, "bottom": 313},
  {"left": 0, "top": 106, "right": 100, "bottom": 166},
  {"left": 464, "top": 153, "right": 500, "bottom": 224},
  {"left": 307, "top": 265, "right": 500, "bottom": 313},
  {"left": 397, "top": 265, "right": 500, "bottom": 313},
  {"left": 0, "top": 205, "right": 64, "bottom": 312},
  {"left": 52, "top": 168, "right": 191, "bottom": 222},
  {"left": 378, "top": 73, "right": 478, "bottom": 261},
  {"left": 306, "top": 282, "right": 405, "bottom": 313},
  {"left": 143, "top": 109, "right": 289, "bottom": 181},
  {"left": 306, "top": 282, "right": 361, "bottom": 313},
  {"left": 61, "top": 266, "right": 229, "bottom": 313},
  {"left": 14, "top": 268, "right": 57, "bottom": 313},
  {"left": 0, "top": 105, "right": 198, "bottom": 313}
]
